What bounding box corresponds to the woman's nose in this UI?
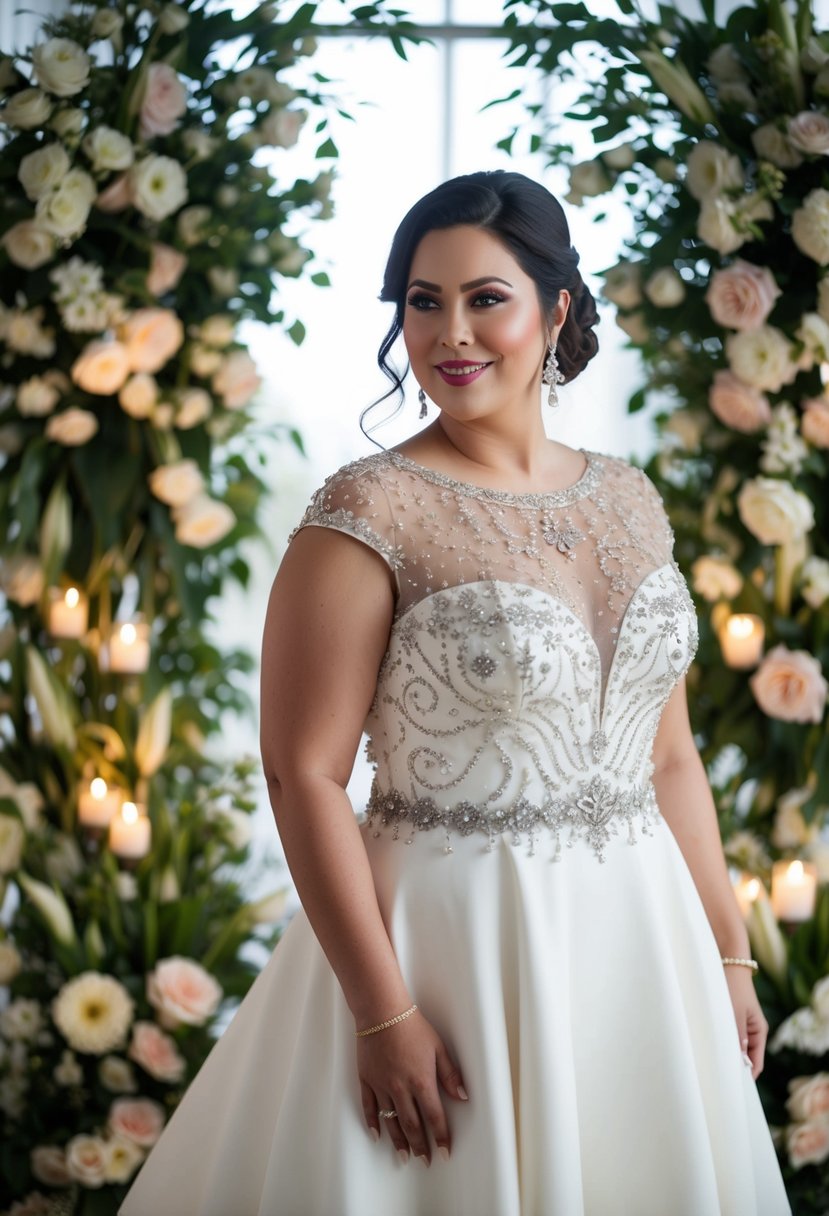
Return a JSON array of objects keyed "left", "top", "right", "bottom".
[{"left": 439, "top": 302, "right": 473, "bottom": 348}]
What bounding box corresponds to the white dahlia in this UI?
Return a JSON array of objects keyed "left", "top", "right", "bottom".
[{"left": 52, "top": 972, "right": 134, "bottom": 1055}]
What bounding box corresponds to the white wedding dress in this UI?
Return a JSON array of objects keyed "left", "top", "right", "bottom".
[{"left": 121, "top": 449, "right": 792, "bottom": 1216}]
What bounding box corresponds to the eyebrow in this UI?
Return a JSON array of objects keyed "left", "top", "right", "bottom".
[{"left": 407, "top": 276, "right": 513, "bottom": 292}]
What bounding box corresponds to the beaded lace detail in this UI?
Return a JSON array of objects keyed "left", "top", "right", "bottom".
[{"left": 290, "top": 449, "right": 699, "bottom": 862}]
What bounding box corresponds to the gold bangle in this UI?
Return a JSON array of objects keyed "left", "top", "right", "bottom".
[
  {"left": 721, "top": 956, "right": 759, "bottom": 974},
  {"left": 355, "top": 1003, "right": 418, "bottom": 1037}
]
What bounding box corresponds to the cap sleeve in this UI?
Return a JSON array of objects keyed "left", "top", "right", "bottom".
[{"left": 287, "top": 456, "right": 403, "bottom": 573}]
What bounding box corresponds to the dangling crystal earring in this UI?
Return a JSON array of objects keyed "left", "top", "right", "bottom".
[
  {"left": 542, "top": 344, "right": 565, "bottom": 408},
  {"left": 418, "top": 387, "right": 428, "bottom": 419}
]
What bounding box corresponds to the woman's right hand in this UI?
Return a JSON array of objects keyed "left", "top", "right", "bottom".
[{"left": 357, "top": 1010, "right": 469, "bottom": 1166}]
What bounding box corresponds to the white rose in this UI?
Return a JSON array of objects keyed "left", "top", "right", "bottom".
[
  {"left": 17, "top": 376, "right": 60, "bottom": 417},
  {"left": 0, "top": 88, "right": 53, "bottom": 129},
  {"left": 256, "top": 109, "right": 307, "bottom": 148},
  {"left": 685, "top": 140, "right": 744, "bottom": 201},
  {"left": 50, "top": 106, "right": 85, "bottom": 140},
  {"left": 4, "top": 306, "right": 55, "bottom": 358},
  {"left": 788, "top": 111, "right": 829, "bottom": 156},
  {"left": 175, "top": 387, "right": 211, "bottom": 429},
  {"left": 32, "top": 38, "right": 90, "bottom": 98},
  {"left": 690, "top": 555, "right": 743, "bottom": 601},
  {"left": 566, "top": 159, "right": 612, "bottom": 205},
  {"left": 0, "top": 939, "right": 22, "bottom": 984},
  {"left": 644, "top": 267, "right": 686, "bottom": 307},
  {"left": 792, "top": 189, "right": 829, "bottom": 265},
  {"left": 91, "top": 11, "right": 123, "bottom": 42},
  {"left": 0, "top": 555, "right": 44, "bottom": 605},
  {"left": 801, "top": 556, "right": 829, "bottom": 609},
  {"left": 130, "top": 155, "right": 188, "bottom": 222},
  {"left": 726, "top": 326, "right": 797, "bottom": 392},
  {"left": 737, "top": 476, "right": 815, "bottom": 545},
  {"left": 148, "top": 459, "right": 204, "bottom": 508},
  {"left": 173, "top": 494, "right": 236, "bottom": 547},
  {"left": 18, "top": 143, "right": 70, "bottom": 200},
  {"left": 176, "top": 205, "right": 211, "bottom": 246},
  {"left": 118, "top": 373, "right": 157, "bottom": 419},
  {"left": 83, "top": 126, "right": 134, "bottom": 173},
  {"left": 602, "top": 262, "right": 643, "bottom": 309},
  {"left": 45, "top": 407, "right": 99, "bottom": 446},
  {"left": 796, "top": 311, "right": 829, "bottom": 367},
  {"left": 208, "top": 805, "right": 253, "bottom": 850},
  {"left": 751, "top": 122, "right": 804, "bottom": 169},
  {"left": 0, "top": 816, "right": 24, "bottom": 873},
  {"left": 139, "top": 63, "right": 187, "bottom": 140},
  {"left": 697, "top": 197, "right": 745, "bottom": 255},
  {"left": 1, "top": 221, "right": 55, "bottom": 270},
  {"left": 72, "top": 340, "right": 131, "bottom": 394},
  {"left": 104, "top": 1135, "right": 144, "bottom": 1184},
  {"left": 65, "top": 1134, "right": 107, "bottom": 1188},
  {"left": 36, "top": 168, "right": 96, "bottom": 239}
]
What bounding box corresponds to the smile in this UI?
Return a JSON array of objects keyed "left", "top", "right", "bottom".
[{"left": 435, "top": 362, "right": 491, "bottom": 385}]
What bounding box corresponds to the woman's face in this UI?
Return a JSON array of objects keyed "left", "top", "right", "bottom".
[{"left": 402, "top": 224, "right": 568, "bottom": 421}]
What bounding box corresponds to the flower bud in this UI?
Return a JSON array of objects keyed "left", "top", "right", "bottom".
[{"left": 18, "top": 872, "right": 76, "bottom": 946}]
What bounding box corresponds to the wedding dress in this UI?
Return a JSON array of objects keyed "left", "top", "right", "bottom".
[{"left": 121, "top": 448, "right": 792, "bottom": 1216}]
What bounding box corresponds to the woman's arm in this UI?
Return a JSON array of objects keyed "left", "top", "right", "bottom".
[
  {"left": 651, "top": 676, "right": 768, "bottom": 1078},
  {"left": 260, "top": 525, "right": 467, "bottom": 1161}
]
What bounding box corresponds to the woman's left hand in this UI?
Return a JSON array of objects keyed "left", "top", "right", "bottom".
[{"left": 724, "top": 966, "right": 768, "bottom": 1081}]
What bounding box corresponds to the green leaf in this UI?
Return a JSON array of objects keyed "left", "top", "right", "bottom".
[
  {"left": 288, "top": 320, "right": 306, "bottom": 346},
  {"left": 315, "top": 137, "right": 339, "bottom": 159},
  {"left": 310, "top": 271, "right": 331, "bottom": 286}
]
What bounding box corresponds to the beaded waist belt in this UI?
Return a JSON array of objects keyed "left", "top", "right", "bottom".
[{"left": 364, "top": 777, "right": 660, "bottom": 864}]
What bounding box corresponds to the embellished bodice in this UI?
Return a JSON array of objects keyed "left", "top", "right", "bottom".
[{"left": 289, "top": 449, "right": 698, "bottom": 862}]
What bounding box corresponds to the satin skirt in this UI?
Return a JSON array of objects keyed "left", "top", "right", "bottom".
[{"left": 120, "top": 815, "right": 792, "bottom": 1216}]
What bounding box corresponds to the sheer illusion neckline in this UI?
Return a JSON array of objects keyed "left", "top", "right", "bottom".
[{"left": 384, "top": 448, "right": 602, "bottom": 508}]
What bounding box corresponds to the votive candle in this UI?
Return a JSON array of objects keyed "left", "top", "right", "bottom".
[
  {"left": 771, "top": 859, "right": 817, "bottom": 922},
  {"left": 78, "top": 777, "right": 122, "bottom": 829},
  {"left": 48, "top": 586, "right": 88, "bottom": 639},
  {"left": 108, "top": 622, "right": 150, "bottom": 674},
  {"left": 109, "top": 801, "right": 151, "bottom": 860},
  {"left": 719, "top": 613, "right": 765, "bottom": 669}
]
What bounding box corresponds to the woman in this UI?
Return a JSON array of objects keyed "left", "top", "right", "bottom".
[{"left": 121, "top": 170, "right": 792, "bottom": 1215}]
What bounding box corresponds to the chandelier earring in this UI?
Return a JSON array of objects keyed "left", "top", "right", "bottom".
[
  {"left": 542, "top": 343, "right": 565, "bottom": 408},
  {"left": 418, "top": 387, "right": 428, "bottom": 419}
]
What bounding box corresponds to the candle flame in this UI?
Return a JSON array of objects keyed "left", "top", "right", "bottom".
[
  {"left": 787, "top": 859, "right": 805, "bottom": 883},
  {"left": 727, "top": 614, "right": 755, "bottom": 639},
  {"left": 120, "top": 623, "right": 137, "bottom": 645},
  {"left": 65, "top": 587, "right": 80, "bottom": 608},
  {"left": 745, "top": 877, "right": 761, "bottom": 901},
  {"left": 122, "top": 801, "right": 138, "bottom": 824},
  {"left": 90, "top": 777, "right": 107, "bottom": 800}
]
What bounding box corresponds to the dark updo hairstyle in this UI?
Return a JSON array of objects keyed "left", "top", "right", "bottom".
[{"left": 361, "top": 169, "right": 600, "bottom": 439}]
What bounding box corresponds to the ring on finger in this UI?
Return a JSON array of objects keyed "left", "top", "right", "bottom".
[{"left": 378, "top": 1109, "right": 398, "bottom": 1120}]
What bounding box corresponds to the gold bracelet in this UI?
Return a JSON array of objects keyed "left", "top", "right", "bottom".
[
  {"left": 721, "top": 956, "right": 759, "bottom": 974},
  {"left": 355, "top": 1003, "right": 418, "bottom": 1037}
]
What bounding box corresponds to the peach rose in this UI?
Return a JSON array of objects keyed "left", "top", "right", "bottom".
[
  {"left": 801, "top": 398, "right": 829, "bottom": 448},
  {"left": 146, "top": 955, "right": 222, "bottom": 1028},
  {"left": 750, "top": 645, "right": 828, "bottom": 724},
  {"left": 706, "top": 260, "right": 781, "bottom": 331},
  {"left": 108, "top": 1096, "right": 165, "bottom": 1147},
  {"left": 211, "top": 350, "right": 261, "bottom": 409},
  {"left": 71, "top": 339, "right": 131, "bottom": 395},
  {"left": 119, "top": 373, "right": 158, "bottom": 420},
  {"left": 31, "top": 1145, "right": 71, "bottom": 1186},
  {"left": 139, "top": 64, "right": 187, "bottom": 139},
  {"left": 786, "top": 1119, "right": 829, "bottom": 1169},
  {"left": 708, "top": 370, "right": 772, "bottom": 432},
  {"left": 45, "top": 408, "right": 99, "bottom": 446},
  {"left": 147, "top": 242, "right": 186, "bottom": 296},
  {"left": 121, "top": 308, "right": 184, "bottom": 374},
  {"left": 96, "top": 172, "right": 133, "bottom": 213},
  {"left": 65, "top": 1134, "right": 107, "bottom": 1188},
  {"left": 787, "top": 1073, "right": 829, "bottom": 1122},
  {"left": 128, "top": 1020, "right": 186, "bottom": 1082}
]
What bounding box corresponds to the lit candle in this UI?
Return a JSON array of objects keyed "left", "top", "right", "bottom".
[
  {"left": 109, "top": 801, "right": 151, "bottom": 860},
  {"left": 719, "top": 613, "right": 765, "bottom": 669},
  {"left": 771, "top": 859, "right": 818, "bottom": 922},
  {"left": 48, "top": 586, "right": 89, "bottom": 639},
  {"left": 78, "top": 777, "right": 122, "bottom": 828},
  {"left": 108, "top": 622, "right": 150, "bottom": 674},
  {"left": 733, "top": 871, "right": 765, "bottom": 920}
]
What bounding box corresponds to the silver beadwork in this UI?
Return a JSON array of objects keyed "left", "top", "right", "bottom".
[
  {"left": 418, "top": 387, "right": 428, "bottom": 419},
  {"left": 542, "top": 343, "right": 565, "bottom": 407}
]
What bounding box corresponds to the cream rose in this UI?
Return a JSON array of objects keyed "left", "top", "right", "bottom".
[
  {"left": 103, "top": 1135, "right": 144, "bottom": 1184},
  {"left": 83, "top": 126, "right": 134, "bottom": 173},
  {"left": 786, "top": 1120, "right": 829, "bottom": 1169},
  {"left": 792, "top": 189, "right": 829, "bottom": 265},
  {"left": 175, "top": 387, "right": 211, "bottom": 429},
  {"left": 690, "top": 555, "right": 743, "bottom": 601},
  {"left": 211, "top": 350, "right": 261, "bottom": 409},
  {"left": 148, "top": 459, "right": 205, "bottom": 507},
  {"left": 737, "top": 476, "right": 814, "bottom": 545},
  {"left": 119, "top": 373, "right": 158, "bottom": 420},
  {"left": 139, "top": 63, "right": 187, "bottom": 139},
  {"left": 644, "top": 267, "right": 686, "bottom": 307},
  {"left": 65, "top": 1134, "right": 107, "bottom": 1187},
  {"left": 750, "top": 645, "right": 828, "bottom": 724},
  {"left": 788, "top": 111, "right": 829, "bottom": 156},
  {"left": 17, "top": 376, "right": 60, "bottom": 417},
  {"left": 147, "top": 243, "right": 186, "bottom": 296},
  {"left": 18, "top": 143, "right": 70, "bottom": 201},
  {"left": 45, "top": 407, "right": 99, "bottom": 446},
  {"left": 565, "top": 159, "right": 612, "bottom": 205},
  {"left": 128, "top": 1020, "right": 186, "bottom": 1082},
  {"left": 1, "top": 221, "right": 56, "bottom": 270},
  {"left": 130, "top": 155, "right": 188, "bottom": 222},
  {"left": 31, "top": 1145, "right": 71, "bottom": 1186},
  {"left": 708, "top": 370, "right": 771, "bottom": 433},
  {"left": 787, "top": 1073, "right": 829, "bottom": 1121},
  {"left": 50, "top": 106, "right": 85, "bottom": 140},
  {"left": 52, "top": 972, "right": 135, "bottom": 1054},
  {"left": 697, "top": 197, "right": 744, "bottom": 255},
  {"left": 32, "top": 38, "right": 90, "bottom": 98},
  {"left": 36, "top": 168, "right": 96, "bottom": 240},
  {"left": 726, "top": 326, "right": 797, "bottom": 392},
  {"left": 109, "top": 1097, "right": 165, "bottom": 1147},
  {"left": 121, "top": 308, "right": 184, "bottom": 373},
  {"left": 751, "top": 122, "right": 804, "bottom": 169},
  {"left": 173, "top": 495, "right": 236, "bottom": 548},
  {"left": 91, "top": 10, "right": 124, "bottom": 41},
  {"left": 685, "top": 140, "right": 744, "bottom": 201},
  {"left": 801, "top": 556, "right": 829, "bottom": 608},
  {"left": 705, "top": 260, "right": 781, "bottom": 331},
  {"left": 147, "top": 956, "right": 222, "bottom": 1028},
  {"left": 72, "top": 339, "right": 131, "bottom": 394},
  {"left": 0, "top": 88, "right": 53, "bottom": 129},
  {"left": 801, "top": 398, "right": 829, "bottom": 448}
]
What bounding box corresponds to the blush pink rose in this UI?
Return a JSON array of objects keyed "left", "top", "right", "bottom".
[
  {"left": 108, "top": 1097, "right": 165, "bottom": 1147},
  {"left": 751, "top": 645, "right": 828, "bottom": 724},
  {"left": 146, "top": 956, "right": 222, "bottom": 1028},
  {"left": 96, "top": 172, "right": 133, "bottom": 213},
  {"left": 139, "top": 64, "right": 187, "bottom": 140},
  {"left": 31, "top": 1144, "right": 71, "bottom": 1186},
  {"left": 705, "top": 260, "right": 781, "bottom": 331},
  {"left": 787, "top": 1073, "right": 829, "bottom": 1122},
  {"left": 128, "top": 1020, "right": 186, "bottom": 1082},
  {"left": 801, "top": 397, "right": 829, "bottom": 448},
  {"left": 708, "top": 370, "right": 772, "bottom": 432},
  {"left": 121, "top": 308, "right": 184, "bottom": 374},
  {"left": 211, "top": 350, "right": 262, "bottom": 410},
  {"left": 147, "top": 243, "right": 186, "bottom": 296},
  {"left": 787, "top": 1119, "right": 829, "bottom": 1169},
  {"left": 65, "top": 1135, "right": 107, "bottom": 1187}
]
